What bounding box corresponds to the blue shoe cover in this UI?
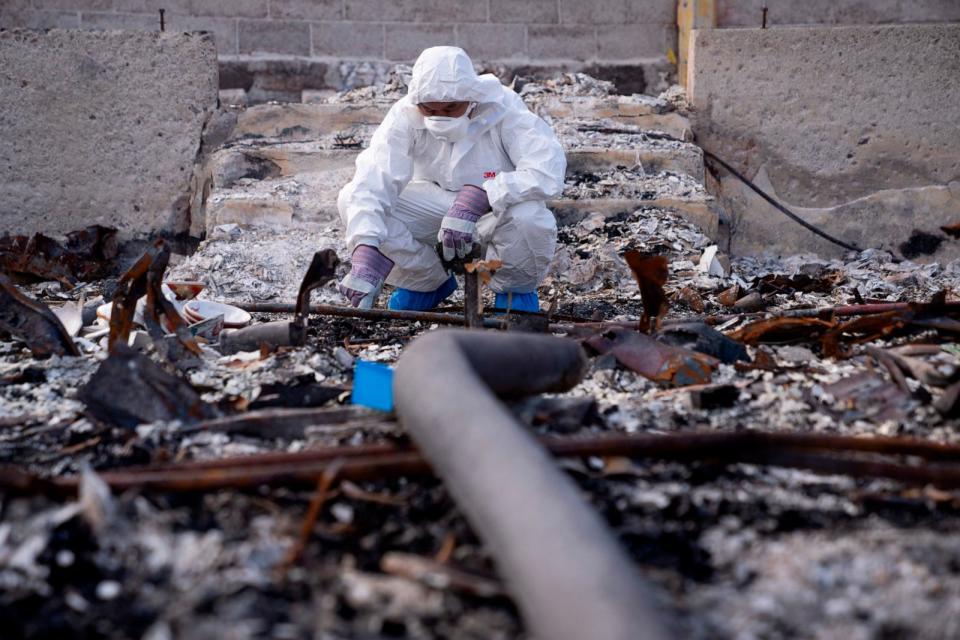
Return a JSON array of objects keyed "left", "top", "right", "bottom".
[
  {"left": 388, "top": 276, "right": 457, "bottom": 311},
  {"left": 494, "top": 292, "right": 540, "bottom": 313}
]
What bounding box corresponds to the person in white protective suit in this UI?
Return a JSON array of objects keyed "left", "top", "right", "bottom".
[{"left": 336, "top": 46, "right": 566, "bottom": 312}]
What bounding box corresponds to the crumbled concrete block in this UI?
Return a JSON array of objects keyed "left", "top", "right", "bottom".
[
  {"left": 715, "top": 0, "right": 960, "bottom": 27},
  {"left": 0, "top": 29, "right": 218, "bottom": 239},
  {"left": 689, "top": 24, "right": 960, "bottom": 260},
  {"left": 725, "top": 180, "right": 960, "bottom": 261},
  {"left": 231, "top": 103, "right": 389, "bottom": 140}
]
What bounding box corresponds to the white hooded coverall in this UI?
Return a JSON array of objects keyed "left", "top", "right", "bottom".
[{"left": 337, "top": 46, "right": 566, "bottom": 294}]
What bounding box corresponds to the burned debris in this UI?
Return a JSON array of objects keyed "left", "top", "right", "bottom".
[
  {"left": 0, "top": 273, "right": 80, "bottom": 358},
  {"left": 3, "top": 51, "right": 960, "bottom": 640},
  {"left": 0, "top": 225, "right": 118, "bottom": 288}
]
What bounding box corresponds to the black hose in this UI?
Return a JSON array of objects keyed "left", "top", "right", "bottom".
[
  {"left": 702, "top": 149, "right": 865, "bottom": 253},
  {"left": 394, "top": 330, "right": 671, "bottom": 640}
]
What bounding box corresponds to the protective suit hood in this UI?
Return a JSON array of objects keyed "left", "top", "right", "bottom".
[{"left": 407, "top": 46, "right": 504, "bottom": 106}]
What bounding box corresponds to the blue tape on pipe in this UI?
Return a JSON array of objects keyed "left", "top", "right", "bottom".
[{"left": 351, "top": 360, "right": 395, "bottom": 412}]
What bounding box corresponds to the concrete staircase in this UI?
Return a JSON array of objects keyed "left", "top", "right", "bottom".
[{"left": 196, "top": 91, "right": 721, "bottom": 240}]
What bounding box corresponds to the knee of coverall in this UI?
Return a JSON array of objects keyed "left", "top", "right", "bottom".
[{"left": 483, "top": 200, "right": 557, "bottom": 294}]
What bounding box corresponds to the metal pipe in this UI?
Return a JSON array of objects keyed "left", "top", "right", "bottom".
[
  {"left": 393, "top": 330, "right": 670, "bottom": 640},
  {"left": 237, "top": 299, "right": 957, "bottom": 335},
  {"left": 238, "top": 301, "right": 505, "bottom": 328}
]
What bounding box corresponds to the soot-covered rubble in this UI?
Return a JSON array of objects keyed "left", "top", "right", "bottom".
[{"left": 4, "top": 72, "right": 960, "bottom": 640}]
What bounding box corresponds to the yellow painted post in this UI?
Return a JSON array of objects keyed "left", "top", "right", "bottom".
[{"left": 677, "top": 0, "right": 716, "bottom": 88}]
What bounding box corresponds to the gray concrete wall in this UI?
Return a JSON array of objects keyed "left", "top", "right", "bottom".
[
  {"left": 717, "top": 0, "right": 960, "bottom": 28},
  {"left": 0, "top": 28, "right": 219, "bottom": 239},
  {"left": 688, "top": 24, "right": 960, "bottom": 261}
]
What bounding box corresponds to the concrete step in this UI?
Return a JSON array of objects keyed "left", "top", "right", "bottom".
[
  {"left": 226, "top": 98, "right": 691, "bottom": 146},
  {"left": 208, "top": 140, "right": 704, "bottom": 190}
]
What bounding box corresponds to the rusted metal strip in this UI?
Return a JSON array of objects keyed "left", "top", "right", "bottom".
[{"left": 12, "top": 430, "right": 960, "bottom": 497}]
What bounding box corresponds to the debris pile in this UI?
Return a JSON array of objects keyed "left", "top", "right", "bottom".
[
  {"left": 4, "top": 73, "right": 960, "bottom": 639},
  {"left": 563, "top": 167, "right": 706, "bottom": 200}
]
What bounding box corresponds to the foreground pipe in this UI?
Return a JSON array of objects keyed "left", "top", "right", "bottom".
[{"left": 393, "top": 330, "right": 670, "bottom": 640}]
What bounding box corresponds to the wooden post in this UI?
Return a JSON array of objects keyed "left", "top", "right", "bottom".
[{"left": 677, "top": 0, "right": 716, "bottom": 88}]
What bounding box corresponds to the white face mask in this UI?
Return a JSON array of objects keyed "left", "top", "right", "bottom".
[{"left": 423, "top": 104, "right": 475, "bottom": 142}]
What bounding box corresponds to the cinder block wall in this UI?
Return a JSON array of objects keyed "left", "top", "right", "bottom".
[
  {"left": 716, "top": 0, "right": 960, "bottom": 28},
  {"left": 5, "top": 1, "right": 958, "bottom": 96},
  {"left": 0, "top": 1, "right": 678, "bottom": 77}
]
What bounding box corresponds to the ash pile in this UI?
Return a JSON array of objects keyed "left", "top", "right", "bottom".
[{"left": 4, "top": 73, "right": 960, "bottom": 640}]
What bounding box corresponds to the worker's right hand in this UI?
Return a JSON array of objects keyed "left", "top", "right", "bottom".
[{"left": 338, "top": 245, "right": 394, "bottom": 309}]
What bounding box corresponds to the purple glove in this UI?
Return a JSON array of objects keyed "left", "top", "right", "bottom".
[
  {"left": 438, "top": 185, "right": 490, "bottom": 262},
  {"left": 338, "top": 245, "right": 394, "bottom": 309}
]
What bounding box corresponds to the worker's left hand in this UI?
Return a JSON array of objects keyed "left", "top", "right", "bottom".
[{"left": 438, "top": 185, "right": 490, "bottom": 262}]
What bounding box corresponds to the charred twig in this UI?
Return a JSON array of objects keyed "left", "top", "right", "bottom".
[
  {"left": 865, "top": 345, "right": 913, "bottom": 394},
  {"left": 340, "top": 480, "right": 408, "bottom": 506},
  {"left": 282, "top": 461, "right": 343, "bottom": 569},
  {"left": 380, "top": 552, "right": 506, "bottom": 598}
]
